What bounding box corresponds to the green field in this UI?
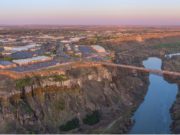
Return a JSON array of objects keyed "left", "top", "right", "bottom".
[{"left": 154, "top": 42, "right": 180, "bottom": 49}]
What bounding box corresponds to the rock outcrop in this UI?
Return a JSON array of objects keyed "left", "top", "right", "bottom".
[{"left": 0, "top": 65, "right": 148, "bottom": 134}]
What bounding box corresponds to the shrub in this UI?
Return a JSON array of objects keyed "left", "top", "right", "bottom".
[
  {"left": 59, "top": 118, "right": 80, "bottom": 131},
  {"left": 1, "top": 57, "right": 14, "bottom": 61},
  {"left": 15, "top": 76, "right": 33, "bottom": 89},
  {"left": 83, "top": 110, "right": 101, "bottom": 125},
  {"left": 52, "top": 74, "right": 68, "bottom": 82},
  {"left": 55, "top": 99, "right": 65, "bottom": 110},
  {"left": 18, "top": 100, "right": 33, "bottom": 114}
]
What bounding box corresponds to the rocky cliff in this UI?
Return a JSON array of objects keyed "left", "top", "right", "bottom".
[
  {"left": 162, "top": 57, "right": 180, "bottom": 133},
  {"left": 0, "top": 65, "right": 148, "bottom": 134}
]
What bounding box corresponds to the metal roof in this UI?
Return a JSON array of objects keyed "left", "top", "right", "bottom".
[
  {"left": 13, "top": 56, "right": 52, "bottom": 64},
  {"left": 0, "top": 60, "right": 14, "bottom": 66}
]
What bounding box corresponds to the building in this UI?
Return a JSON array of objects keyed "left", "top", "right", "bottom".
[
  {"left": 0, "top": 47, "right": 4, "bottom": 53},
  {"left": 0, "top": 39, "right": 8, "bottom": 43},
  {"left": 0, "top": 60, "right": 16, "bottom": 69},
  {"left": 69, "top": 37, "right": 81, "bottom": 42},
  {"left": 4, "top": 44, "right": 41, "bottom": 53},
  {"left": 64, "top": 44, "right": 72, "bottom": 52},
  {"left": 79, "top": 46, "right": 94, "bottom": 57},
  {"left": 73, "top": 45, "right": 80, "bottom": 52},
  {"left": 10, "top": 51, "right": 34, "bottom": 59},
  {"left": 74, "top": 52, "right": 82, "bottom": 57},
  {"left": 91, "top": 45, "right": 106, "bottom": 53},
  {"left": 12, "top": 56, "right": 52, "bottom": 66},
  {"left": 61, "top": 40, "right": 71, "bottom": 44}
]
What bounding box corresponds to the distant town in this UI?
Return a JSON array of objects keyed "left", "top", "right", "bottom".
[
  {"left": 1, "top": 26, "right": 180, "bottom": 73},
  {"left": 0, "top": 27, "right": 114, "bottom": 72}
]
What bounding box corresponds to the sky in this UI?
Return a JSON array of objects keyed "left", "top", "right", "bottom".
[{"left": 0, "top": 0, "right": 180, "bottom": 25}]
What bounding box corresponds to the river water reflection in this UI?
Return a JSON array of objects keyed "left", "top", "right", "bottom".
[{"left": 130, "top": 57, "right": 178, "bottom": 134}]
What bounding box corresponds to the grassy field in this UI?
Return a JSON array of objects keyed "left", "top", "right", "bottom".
[{"left": 154, "top": 42, "right": 180, "bottom": 49}]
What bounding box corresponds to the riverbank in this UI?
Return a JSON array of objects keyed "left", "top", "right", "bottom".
[{"left": 162, "top": 56, "right": 180, "bottom": 133}]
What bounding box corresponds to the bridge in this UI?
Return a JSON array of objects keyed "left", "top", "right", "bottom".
[
  {"left": 99, "top": 62, "right": 180, "bottom": 77},
  {"left": 0, "top": 61, "right": 180, "bottom": 79}
]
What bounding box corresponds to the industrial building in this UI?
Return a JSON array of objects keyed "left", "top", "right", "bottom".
[
  {"left": 4, "top": 44, "right": 41, "bottom": 53},
  {"left": 91, "top": 45, "right": 106, "bottom": 53},
  {"left": 12, "top": 56, "right": 52, "bottom": 66},
  {"left": 0, "top": 60, "right": 16, "bottom": 69}
]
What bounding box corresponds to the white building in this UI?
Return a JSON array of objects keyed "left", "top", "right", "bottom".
[
  {"left": 70, "top": 37, "right": 81, "bottom": 42},
  {"left": 61, "top": 40, "right": 71, "bottom": 44},
  {"left": 4, "top": 44, "right": 41, "bottom": 53},
  {"left": 0, "top": 39, "right": 8, "bottom": 43},
  {"left": 13, "top": 56, "right": 52, "bottom": 66},
  {"left": 91, "top": 45, "right": 106, "bottom": 53}
]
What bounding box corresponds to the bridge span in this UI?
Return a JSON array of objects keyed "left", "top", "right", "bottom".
[{"left": 99, "top": 62, "right": 180, "bottom": 78}]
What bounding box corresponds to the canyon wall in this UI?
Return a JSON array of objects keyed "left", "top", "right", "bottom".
[{"left": 0, "top": 65, "right": 148, "bottom": 134}]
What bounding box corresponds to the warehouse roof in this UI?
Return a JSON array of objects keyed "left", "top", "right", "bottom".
[
  {"left": 13, "top": 56, "right": 52, "bottom": 65},
  {"left": 0, "top": 60, "right": 14, "bottom": 66},
  {"left": 91, "top": 45, "right": 106, "bottom": 53},
  {"left": 4, "top": 44, "right": 41, "bottom": 52}
]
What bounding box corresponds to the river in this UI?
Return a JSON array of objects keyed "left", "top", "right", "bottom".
[{"left": 129, "top": 57, "right": 178, "bottom": 134}]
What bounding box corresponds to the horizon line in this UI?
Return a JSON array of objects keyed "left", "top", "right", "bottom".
[{"left": 1, "top": 24, "right": 180, "bottom": 27}]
